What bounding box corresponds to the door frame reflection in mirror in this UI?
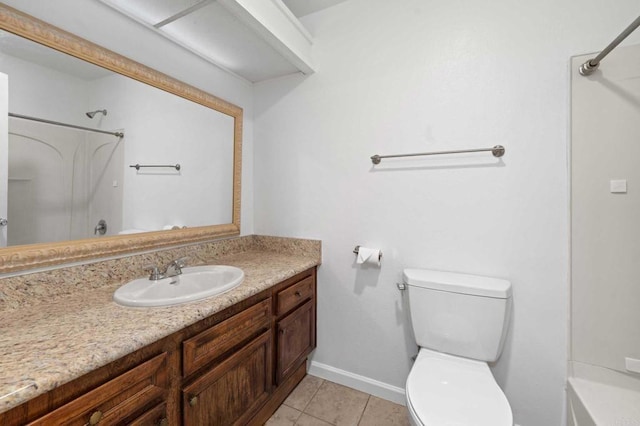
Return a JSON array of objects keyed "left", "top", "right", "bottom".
[{"left": 0, "top": 4, "right": 242, "bottom": 273}]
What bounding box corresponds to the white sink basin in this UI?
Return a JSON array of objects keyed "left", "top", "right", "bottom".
[{"left": 113, "top": 265, "right": 244, "bottom": 307}]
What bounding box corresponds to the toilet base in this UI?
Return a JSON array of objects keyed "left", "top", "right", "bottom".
[{"left": 405, "top": 348, "right": 512, "bottom": 426}]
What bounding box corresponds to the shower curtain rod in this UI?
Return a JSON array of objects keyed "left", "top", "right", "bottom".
[
  {"left": 8, "top": 113, "right": 124, "bottom": 138},
  {"left": 579, "top": 15, "right": 640, "bottom": 76}
]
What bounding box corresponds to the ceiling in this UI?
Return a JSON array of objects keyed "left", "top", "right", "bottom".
[
  {"left": 98, "top": 0, "right": 353, "bottom": 83},
  {"left": 281, "top": 0, "right": 350, "bottom": 18},
  {"left": 0, "top": 0, "right": 351, "bottom": 84},
  {"left": 99, "top": 0, "right": 322, "bottom": 83}
]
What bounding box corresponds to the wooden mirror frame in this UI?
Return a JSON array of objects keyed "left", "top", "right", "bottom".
[{"left": 0, "top": 4, "right": 242, "bottom": 273}]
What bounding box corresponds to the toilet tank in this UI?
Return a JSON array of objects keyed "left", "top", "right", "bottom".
[{"left": 403, "top": 269, "right": 512, "bottom": 363}]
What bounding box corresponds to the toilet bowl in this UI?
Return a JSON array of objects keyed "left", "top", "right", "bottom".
[
  {"left": 402, "top": 269, "right": 513, "bottom": 426},
  {"left": 405, "top": 348, "right": 512, "bottom": 426}
]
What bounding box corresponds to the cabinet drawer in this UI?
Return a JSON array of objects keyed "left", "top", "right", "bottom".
[
  {"left": 128, "top": 403, "right": 167, "bottom": 426},
  {"left": 183, "top": 298, "right": 271, "bottom": 377},
  {"left": 28, "top": 353, "right": 168, "bottom": 426},
  {"left": 276, "top": 275, "right": 314, "bottom": 316},
  {"left": 276, "top": 300, "right": 314, "bottom": 384}
]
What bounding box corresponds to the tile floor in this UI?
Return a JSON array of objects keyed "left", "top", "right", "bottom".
[{"left": 266, "top": 375, "right": 410, "bottom": 426}]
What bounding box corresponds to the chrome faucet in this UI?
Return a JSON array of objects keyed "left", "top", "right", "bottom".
[
  {"left": 144, "top": 257, "right": 188, "bottom": 281},
  {"left": 144, "top": 265, "right": 164, "bottom": 281},
  {"left": 164, "top": 257, "right": 188, "bottom": 278}
]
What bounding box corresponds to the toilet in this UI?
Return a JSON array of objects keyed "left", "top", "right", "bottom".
[{"left": 403, "top": 268, "right": 513, "bottom": 426}]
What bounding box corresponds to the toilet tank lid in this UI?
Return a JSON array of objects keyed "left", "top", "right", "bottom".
[{"left": 403, "top": 269, "right": 511, "bottom": 298}]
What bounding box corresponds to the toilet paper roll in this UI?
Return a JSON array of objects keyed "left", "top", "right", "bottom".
[{"left": 356, "top": 247, "right": 382, "bottom": 266}]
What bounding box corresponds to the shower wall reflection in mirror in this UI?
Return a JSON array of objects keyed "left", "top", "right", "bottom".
[{"left": 0, "top": 29, "right": 234, "bottom": 247}]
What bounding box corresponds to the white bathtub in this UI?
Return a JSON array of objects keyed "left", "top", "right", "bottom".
[{"left": 567, "top": 362, "right": 640, "bottom": 426}]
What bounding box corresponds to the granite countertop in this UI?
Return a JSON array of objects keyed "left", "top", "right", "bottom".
[{"left": 0, "top": 236, "right": 320, "bottom": 414}]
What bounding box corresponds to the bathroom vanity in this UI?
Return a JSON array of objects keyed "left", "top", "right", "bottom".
[
  {"left": 0, "top": 5, "right": 322, "bottom": 424},
  {"left": 0, "top": 236, "right": 321, "bottom": 426}
]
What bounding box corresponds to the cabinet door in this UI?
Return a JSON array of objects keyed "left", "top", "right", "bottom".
[
  {"left": 183, "top": 331, "right": 272, "bottom": 426},
  {"left": 276, "top": 300, "right": 313, "bottom": 384}
]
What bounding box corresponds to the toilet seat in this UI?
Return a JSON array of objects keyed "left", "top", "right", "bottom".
[{"left": 406, "top": 348, "right": 513, "bottom": 426}]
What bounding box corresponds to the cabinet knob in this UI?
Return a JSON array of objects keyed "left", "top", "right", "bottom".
[
  {"left": 158, "top": 418, "right": 168, "bottom": 426},
  {"left": 295, "top": 291, "right": 301, "bottom": 297},
  {"left": 279, "top": 329, "right": 286, "bottom": 335},
  {"left": 88, "top": 410, "right": 103, "bottom": 425},
  {"left": 189, "top": 396, "right": 198, "bottom": 407}
]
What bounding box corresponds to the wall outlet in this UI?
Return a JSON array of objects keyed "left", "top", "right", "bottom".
[
  {"left": 625, "top": 357, "right": 640, "bottom": 374},
  {"left": 610, "top": 179, "right": 627, "bottom": 193}
]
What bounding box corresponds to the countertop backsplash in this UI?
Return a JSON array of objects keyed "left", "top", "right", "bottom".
[{"left": 0, "top": 235, "right": 321, "bottom": 311}]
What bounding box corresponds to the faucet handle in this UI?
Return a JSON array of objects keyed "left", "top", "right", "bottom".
[
  {"left": 144, "top": 264, "right": 163, "bottom": 281},
  {"left": 164, "top": 257, "right": 188, "bottom": 277},
  {"left": 174, "top": 257, "right": 188, "bottom": 268}
]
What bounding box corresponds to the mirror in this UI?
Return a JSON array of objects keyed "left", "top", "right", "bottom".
[{"left": 0, "top": 4, "right": 242, "bottom": 273}]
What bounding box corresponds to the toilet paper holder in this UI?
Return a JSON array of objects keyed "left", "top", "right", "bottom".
[{"left": 353, "top": 245, "right": 383, "bottom": 261}]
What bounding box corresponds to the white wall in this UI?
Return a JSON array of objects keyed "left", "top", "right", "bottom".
[
  {"left": 88, "top": 73, "right": 234, "bottom": 231},
  {"left": 0, "top": 53, "right": 89, "bottom": 125},
  {"left": 254, "top": 1, "right": 640, "bottom": 425},
  {"left": 571, "top": 45, "right": 640, "bottom": 376},
  {"left": 2, "top": 0, "right": 255, "bottom": 235}
]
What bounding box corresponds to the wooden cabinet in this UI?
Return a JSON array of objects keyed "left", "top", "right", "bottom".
[
  {"left": 276, "top": 274, "right": 314, "bottom": 316},
  {"left": 275, "top": 270, "right": 316, "bottom": 385},
  {"left": 183, "top": 331, "right": 272, "bottom": 425},
  {"left": 182, "top": 298, "right": 272, "bottom": 377},
  {"left": 128, "top": 403, "right": 168, "bottom": 426},
  {"left": 28, "top": 353, "right": 169, "bottom": 426},
  {"left": 277, "top": 300, "right": 314, "bottom": 384},
  {"left": 0, "top": 267, "right": 317, "bottom": 426},
  {"left": 182, "top": 298, "right": 273, "bottom": 425}
]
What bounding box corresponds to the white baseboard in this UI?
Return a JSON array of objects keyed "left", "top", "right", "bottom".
[{"left": 308, "top": 361, "right": 406, "bottom": 406}]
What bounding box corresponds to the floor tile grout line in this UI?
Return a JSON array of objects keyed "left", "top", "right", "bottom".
[
  {"left": 300, "top": 378, "right": 325, "bottom": 414},
  {"left": 267, "top": 403, "right": 303, "bottom": 426},
  {"left": 277, "top": 380, "right": 409, "bottom": 426},
  {"left": 356, "top": 395, "right": 371, "bottom": 426},
  {"left": 294, "top": 411, "right": 334, "bottom": 426},
  {"left": 281, "top": 376, "right": 324, "bottom": 413},
  {"left": 293, "top": 413, "right": 336, "bottom": 426},
  {"left": 292, "top": 405, "right": 304, "bottom": 424}
]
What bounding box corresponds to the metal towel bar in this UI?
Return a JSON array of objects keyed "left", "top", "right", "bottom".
[
  {"left": 129, "top": 164, "right": 181, "bottom": 171},
  {"left": 370, "top": 145, "right": 505, "bottom": 164}
]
